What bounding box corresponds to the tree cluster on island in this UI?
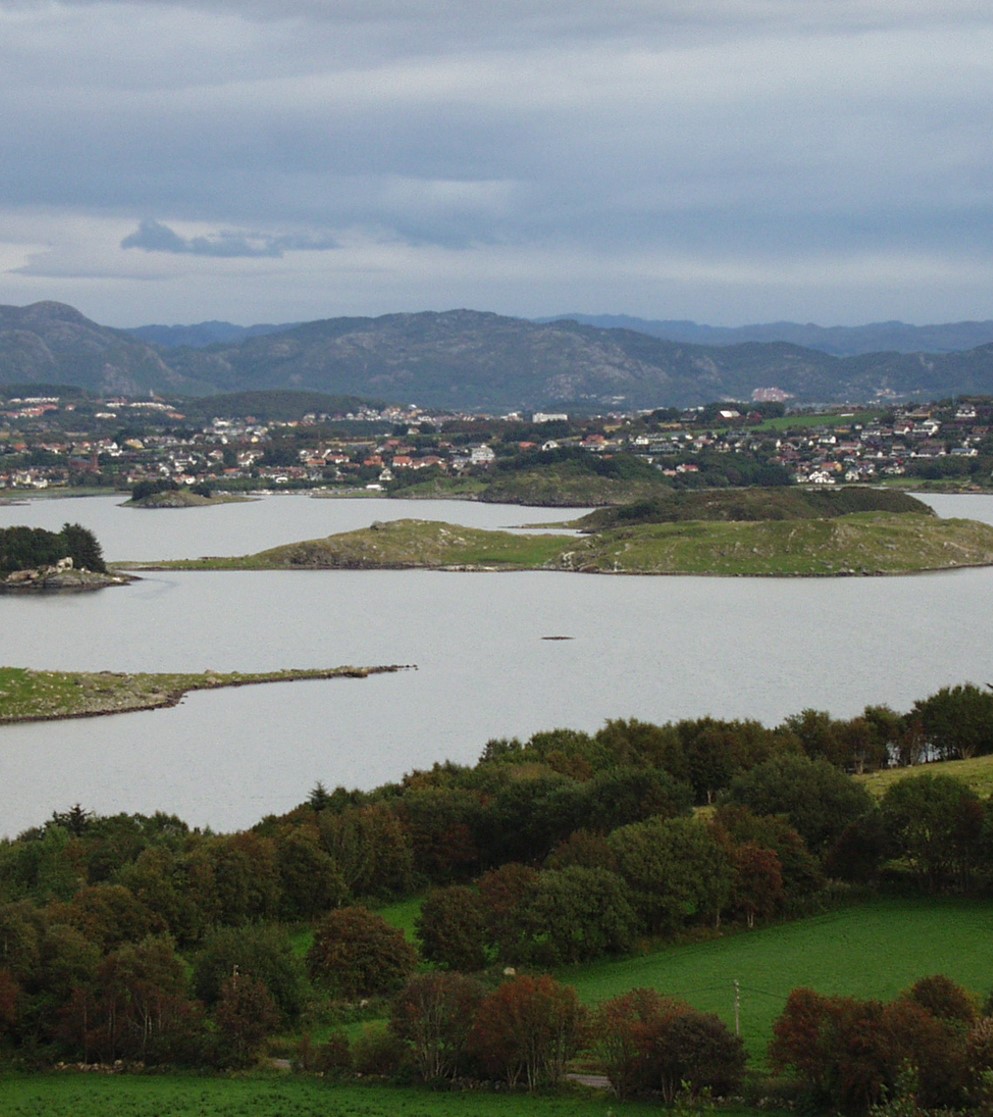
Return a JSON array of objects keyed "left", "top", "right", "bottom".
[
  {"left": 3, "top": 684, "right": 993, "bottom": 1112},
  {"left": 129, "top": 478, "right": 213, "bottom": 503},
  {"left": 0, "top": 522, "right": 106, "bottom": 576}
]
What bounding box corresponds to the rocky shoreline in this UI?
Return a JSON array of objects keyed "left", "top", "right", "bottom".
[{"left": 0, "top": 564, "right": 134, "bottom": 592}]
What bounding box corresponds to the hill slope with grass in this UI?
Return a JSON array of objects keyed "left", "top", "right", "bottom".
[{"left": 142, "top": 511, "right": 993, "bottom": 576}]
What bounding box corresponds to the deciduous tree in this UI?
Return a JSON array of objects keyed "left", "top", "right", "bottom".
[
  {"left": 913, "top": 683, "right": 993, "bottom": 761},
  {"left": 726, "top": 753, "right": 875, "bottom": 859},
  {"left": 193, "top": 922, "right": 306, "bottom": 1023},
  {"left": 608, "top": 816, "right": 732, "bottom": 934},
  {"left": 214, "top": 972, "right": 281, "bottom": 1067},
  {"left": 416, "top": 885, "right": 488, "bottom": 972},
  {"left": 469, "top": 974, "right": 587, "bottom": 1091},
  {"left": 514, "top": 865, "right": 638, "bottom": 964},
  {"left": 307, "top": 906, "right": 417, "bottom": 999},
  {"left": 880, "top": 773, "right": 984, "bottom": 890},
  {"left": 389, "top": 971, "right": 485, "bottom": 1081},
  {"left": 729, "top": 842, "right": 783, "bottom": 928},
  {"left": 274, "top": 826, "right": 347, "bottom": 919}
]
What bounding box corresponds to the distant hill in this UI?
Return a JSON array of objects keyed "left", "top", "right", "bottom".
[
  {"left": 544, "top": 314, "right": 993, "bottom": 356},
  {"left": 165, "top": 309, "right": 993, "bottom": 410},
  {"left": 4, "top": 301, "right": 993, "bottom": 409},
  {"left": 0, "top": 302, "right": 210, "bottom": 397},
  {"left": 163, "top": 309, "right": 845, "bottom": 410},
  {"left": 127, "top": 320, "right": 300, "bottom": 349}
]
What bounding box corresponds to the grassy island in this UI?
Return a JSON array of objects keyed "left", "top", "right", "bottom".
[
  {"left": 0, "top": 664, "right": 413, "bottom": 724},
  {"left": 135, "top": 511, "right": 993, "bottom": 577}
]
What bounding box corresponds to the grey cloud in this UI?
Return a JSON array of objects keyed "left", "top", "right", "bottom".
[
  {"left": 3, "top": 0, "right": 993, "bottom": 325},
  {"left": 120, "top": 219, "right": 337, "bottom": 257}
]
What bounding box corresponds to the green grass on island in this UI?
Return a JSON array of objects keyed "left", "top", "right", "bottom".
[
  {"left": 138, "top": 511, "right": 993, "bottom": 576},
  {"left": 140, "top": 519, "right": 571, "bottom": 572},
  {"left": 0, "top": 664, "right": 410, "bottom": 724}
]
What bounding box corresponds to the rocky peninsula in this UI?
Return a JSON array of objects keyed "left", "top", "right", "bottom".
[{"left": 0, "top": 664, "right": 414, "bottom": 724}]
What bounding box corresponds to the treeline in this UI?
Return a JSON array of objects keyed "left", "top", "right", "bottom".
[
  {"left": 3, "top": 683, "right": 993, "bottom": 1107},
  {"left": 0, "top": 522, "right": 106, "bottom": 575}
]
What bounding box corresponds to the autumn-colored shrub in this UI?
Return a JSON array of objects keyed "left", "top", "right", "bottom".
[{"left": 306, "top": 906, "right": 417, "bottom": 999}]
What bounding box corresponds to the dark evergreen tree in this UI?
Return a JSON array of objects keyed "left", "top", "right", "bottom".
[{"left": 59, "top": 522, "right": 107, "bottom": 572}]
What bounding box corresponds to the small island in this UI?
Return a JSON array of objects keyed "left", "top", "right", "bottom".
[
  {"left": 125, "top": 479, "right": 251, "bottom": 508},
  {"left": 0, "top": 664, "right": 414, "bottom": 724},
  {"left": 132, "top": 489, "right": 993, "bottom": 577},
  {"left": 0, "top": 522, "right": 130, "bottom": 592}
]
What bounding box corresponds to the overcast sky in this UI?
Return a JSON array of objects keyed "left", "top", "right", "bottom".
[{"left": 1, "top": 0, "right": 991, "bottom": 327}]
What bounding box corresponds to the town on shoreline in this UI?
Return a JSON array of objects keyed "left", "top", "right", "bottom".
[{"left": 4, "top": 390, "right": 993, "bottom": 500}]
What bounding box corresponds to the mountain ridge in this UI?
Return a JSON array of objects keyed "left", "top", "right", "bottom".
[
  {"left": 3, "top": 300, "right": 993, "bottom": 409},
  {"left": 540, "top": 313, "right": 993, "bottom": 356}
]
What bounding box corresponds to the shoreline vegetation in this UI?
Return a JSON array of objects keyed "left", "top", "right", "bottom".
[{"left": 0, "top": 664, "right": 414, "bottom": 725}]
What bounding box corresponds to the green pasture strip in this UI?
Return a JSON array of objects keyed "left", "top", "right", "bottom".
[
  {"left": 749, "top": 410, "right": 880, "bottom": 432},
  {"left": 0, "top": 665, "right": 405, "bottom": 724},
  {"left": 858, "top": 753, "right": 993, "bottom": 799},
  {"left": 563, "top": 897, "right": 993, "bottom": 1064},
  {"left": 0, "top": 1074, "right": 766, "bottom": 1117}
]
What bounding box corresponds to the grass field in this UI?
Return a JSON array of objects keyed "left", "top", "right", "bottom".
[
  {"left": 563, "top": 897, "right": 993, "bottom": 1064},
  {"left": 294, "top": 895, "right": 993, "bottom": 1069},
  {"left": 858, "top": 753, "right": 993, "bottom": 798},
  {"left": 576, "top": 513, "right": 993, "bottom": 575},
  {"left": 0, "top": 1074, "right": 771, "bottom": 1117},
  {"left": 748, "top": 410, "right": 880, "bottom": 433}
]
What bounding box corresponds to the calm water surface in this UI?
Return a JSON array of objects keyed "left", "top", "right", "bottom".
[{"left": 1, "top": 491, "right": 991, "bottom": 836}]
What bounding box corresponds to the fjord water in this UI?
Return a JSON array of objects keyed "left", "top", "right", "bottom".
[{"left": 2, "top": 492, "right": 992, "bottom": 837}]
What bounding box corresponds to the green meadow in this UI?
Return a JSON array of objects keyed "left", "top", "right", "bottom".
[
  {"left": 564, "top": 897, "right": 993, "bottom": 1064},
  {"left": 0, "top": 1074, "right": 785, "bottom": 1117},
  {"left": 320, "top": 894, "right": 993, "bottom": 1067},
  {"left": 858, "top": 752, "right": 993, "bottom": 799},
  {"left": 0, "top": 1075, "right": 676, "bottom": 1117}
]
